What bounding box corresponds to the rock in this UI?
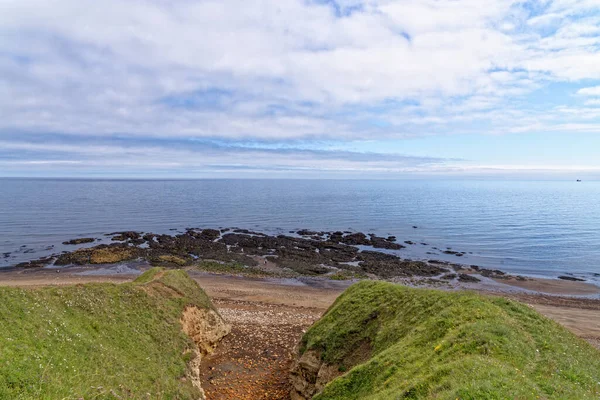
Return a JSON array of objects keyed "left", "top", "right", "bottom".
[
  {"left": 370, "top": 235, "right": 404, "bottom": 250},
  {"left": 15, "top": 256, "right": 54, "bottom": 268},
  {"left": 142, "top": 233, "right": 157, "bottom": 242},
  {"left": 358, "top": 251, "right": 446, "bottom": 278},
  {"left": 289, "top": 350, "right": 343, "bottom": 400},
  {"left": 54, "top": 244, "right": 139, "bottom": 265},
  {"left": 440, "top": 273, "right": 457, "bottom": 280},
  {"left": 558, "top": 275, "right": 586, "bottom": 282},
  {"left": 109, "top": 231, "right": 142, "bottom": 241},
  {"left": 404, "top": 241, "right": 415, "bottom": 245},
  {"left": 479, "top": 269, "right": 509, "bottom": 279},
  {"left": 458, "top": 273, "right": 481, "bottom": 283},
  {"left": 2, "top": 252, "right": 10, "bottom": 258},
  {"left": 297, "top": 229, "right": 319, "bottom": 236},
  {"left": 48, "top": 227, "right": 480, "bottom": 281},
  {"left": 341, "top": 233, "right": 370, "bottom": 246},
  {"left": 62, "top": 238, "right": 95, "bottom": 245},
  {"left": 450, "top": 264, "right": 463, "bottom": 272},
  {"left": 328, "top": 231, "right": 344, "bottom": 242},
  {"left": 318, "top": 243, "right": 358, "bottom": 263},
  {"left": 428, "top": 259, "right": 448, "bottom": 265},
  {"left": 201, "top": 229, "right": 221, "bottom": 240},
  {"left": 357, "top": 251, "right": 398, "bottom": 263},
  {"left": 233, "top": 228, "right": 262, "bottom": 235}
]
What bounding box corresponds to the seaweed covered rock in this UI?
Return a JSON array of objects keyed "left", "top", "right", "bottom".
[
  {"left": 15, "top": 256, "right": 54, "bottom": 268},
  {"left": 18, "top": 228, "right": 515, "bottom": 282},
  {"left": 357, "top": 251, "right": 446, "bottom": 278},
  {"left": 369, "top": 234, "right": 404, "bottom": 250},
  {"left": 54, "top": 244, "right": 140, "bottom": 265},
  {"left": 291, "top": 281, "right": 600, "bottom": 399},
  {"left": 109, "top": 231, "right": 142, "bottom": 241},
  {"left": 62, "top": 238, "right": 95, "bottom": 245}
]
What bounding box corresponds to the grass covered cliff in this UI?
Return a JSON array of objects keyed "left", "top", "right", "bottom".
[
  {"left": 0, "top": 268, "right": 228, "bottom": 399},
  {"left": 292, "top": 281, "right": 600, "bottom": 400}
]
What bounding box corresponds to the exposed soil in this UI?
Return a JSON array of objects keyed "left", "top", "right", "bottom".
[{"left": 198, "top": 299, "right": 322, "bottom": 399}]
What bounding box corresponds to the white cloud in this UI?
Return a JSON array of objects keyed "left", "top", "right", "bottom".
[
  {"left": 0, "top": 0, "right": 599, "bottom": 143},
  {"left": 578, "top": 86, "right": 600, "bottom": 96}
]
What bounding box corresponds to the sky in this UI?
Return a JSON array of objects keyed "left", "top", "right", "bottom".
[{"left": 1, "top": 0, "right": 600, "bottom": 179}]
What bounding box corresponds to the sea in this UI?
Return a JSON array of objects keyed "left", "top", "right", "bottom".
[{"left": 1, "top": 178, "right": 599, "bottom": 283}]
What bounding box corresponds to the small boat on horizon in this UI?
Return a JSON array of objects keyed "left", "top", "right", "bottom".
[{"left": 576, "top": 179, "right": 582, "bottom": 182}]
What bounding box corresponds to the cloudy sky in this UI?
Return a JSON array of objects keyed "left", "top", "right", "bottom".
[{"left": 1, "top": 0, "right": 600, "bottom": 178}]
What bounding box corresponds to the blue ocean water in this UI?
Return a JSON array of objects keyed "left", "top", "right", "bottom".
[{"left": 0, "top": 178, "right": 598, "bottom": 282}]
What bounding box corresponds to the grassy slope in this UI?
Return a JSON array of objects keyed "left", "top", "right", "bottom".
[
  {"left": 301, "top": 281, "right": 600, "bottom": 400},
  {"left": 0, "top": 268, "right": 215, "bottom": 400}
]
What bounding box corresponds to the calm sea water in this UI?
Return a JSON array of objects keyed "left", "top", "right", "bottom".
[{"left": 1, "top": 178, "right": 599, "bottom": 282}]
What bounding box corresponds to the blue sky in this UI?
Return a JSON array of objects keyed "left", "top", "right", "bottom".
[{"left": 1, "top": 0, "right": 600, "bottom": 179}]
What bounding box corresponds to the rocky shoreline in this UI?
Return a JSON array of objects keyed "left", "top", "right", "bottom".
[{"left": 9, "top": 228, "right": 540, "bottom": 287}]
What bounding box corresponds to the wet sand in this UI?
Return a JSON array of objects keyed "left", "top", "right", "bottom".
[{"left": 492, "top": 276, "right": 600, "bottom": 296}]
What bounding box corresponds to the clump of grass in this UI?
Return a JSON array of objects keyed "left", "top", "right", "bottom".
[
  {"left": 301, "top": 281, "right": 600, "bottom": 400},
  {"left": 0, "top": 268, "right": 215, "bottom": 399},
  {"left": 133, "top": 266, "right": 164, "bottom": 284}
]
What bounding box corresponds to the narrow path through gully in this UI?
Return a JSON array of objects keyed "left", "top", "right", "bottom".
[{"left": 199, "top": 299, "right": 322, "bottom": 399}]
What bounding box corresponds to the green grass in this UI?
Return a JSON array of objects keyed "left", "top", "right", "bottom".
[
  {"left": 0, "top": 268, "right": 215, "bottom": 399},
  {"left": 300, "top": 281, "right": 600, "bottom": 400}
]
